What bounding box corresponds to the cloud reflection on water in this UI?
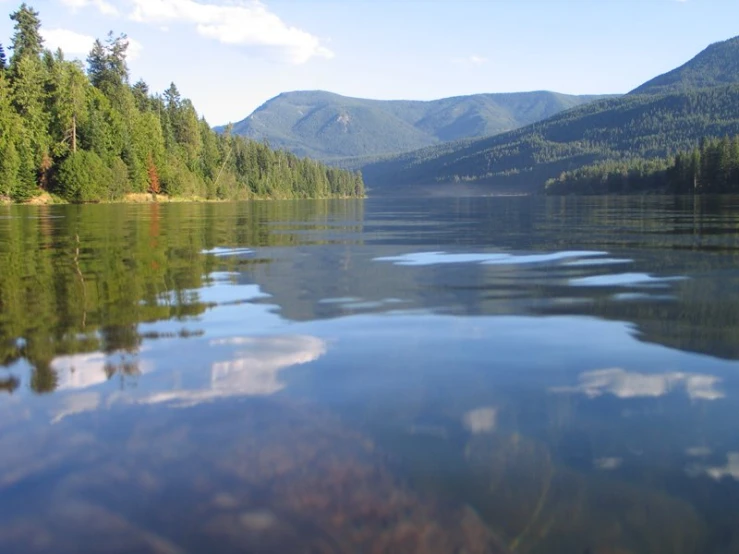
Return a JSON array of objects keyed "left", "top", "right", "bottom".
[
  {"left": 48, "top": 335, "right": 327, "bottom": 419},
  {"left": 552, "top": 368, "right": 724, "bottom": 401},
  {"left": 375, "top": 250, "right": 607, "bottom": 266},
  {"left": 134, "top": 335, "right": 327, "bottom": 407}
]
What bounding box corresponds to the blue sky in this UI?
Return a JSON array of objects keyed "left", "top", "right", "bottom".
[{"left": 0, "top": 0, "right": 737, "bottom": 125}]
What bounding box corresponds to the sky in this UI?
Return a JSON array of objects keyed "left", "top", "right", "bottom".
[{"left": 0, "top": 0, "right": 737, "bottom": 125}]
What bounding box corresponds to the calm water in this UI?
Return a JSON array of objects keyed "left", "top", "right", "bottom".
[{"left": 2, "top": 196, "right": 739, "bottom": 553}]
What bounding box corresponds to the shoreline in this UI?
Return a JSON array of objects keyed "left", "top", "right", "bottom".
[{"left": 1, "top": 192, "right": 366, "bottom": 206}]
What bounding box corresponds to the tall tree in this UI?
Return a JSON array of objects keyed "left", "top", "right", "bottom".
[
  {"left": 86, "top": 32, "right": 129, "bottom": 92},
  {"left": 0, "top": 43, "right": 7, "bottom": 71},
  {"left": 163, "top": 82, "right": 181, "bottom": 110},
  {"left": 9, "top": 3, "right": 43, "bottom": 69}
]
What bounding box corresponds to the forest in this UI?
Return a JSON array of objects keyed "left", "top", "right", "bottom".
[
  {"left": 545, "top": 135, "right": 739, "bottom": 194},
  {"left": 0, "top": 4, "right": 364, "bottom": 203},
  {"left": 360, "top": 85, "right": 739, "bottom": 192}
]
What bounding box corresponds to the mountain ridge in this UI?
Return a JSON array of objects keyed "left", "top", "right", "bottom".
[
  {"left": 221, "top": 90, "right": 613, "bottom": 161},
  {"left": 360, "top": 34, "right": 739, "bottom": 194},
  {"left": 631, "top": 36, "right": 739, "bottom": 95}
]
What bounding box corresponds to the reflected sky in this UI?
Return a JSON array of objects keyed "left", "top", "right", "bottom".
[{"left": 3, "top": 197, "right": 739, "bottom": 552}]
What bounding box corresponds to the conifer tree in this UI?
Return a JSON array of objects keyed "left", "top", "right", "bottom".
[
  {"left": 0, "top": 4, "right": 364, "bottom": 203},
  {"left": 9, "top": 3, "right": 43, "bottom": 70}
]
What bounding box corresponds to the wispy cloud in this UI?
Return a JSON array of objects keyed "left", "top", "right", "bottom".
[
  {"left": 41, "top": 27, "right": 143, "bottom": 61},
  {"left": 60, "top": 0, "right": 120, "bottom": 16},
  {"left": 127, "top": 0, "right": 333, "bottom": 64},
  {"left": 451, "top": 55, "right": 488, "bottom": 67}
]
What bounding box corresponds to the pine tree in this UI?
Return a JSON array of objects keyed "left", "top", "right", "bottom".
[
  {"left": 86, "top": 39, "right": 107, "bottom": 88},
  {"left": 132, "top": 79, "right": 149, "bottom": 111},
  {"left": 9, "top": 4, "right": 43, "bottom": 69},
  {"left": 163, "top": 82, "right": 181, "bottom": 110},
  {"left": 86, "top": 33, "right": 129, "bottom": 92},
  {"left": 0, "top": 43, "right": 7, "bottom": 71}
]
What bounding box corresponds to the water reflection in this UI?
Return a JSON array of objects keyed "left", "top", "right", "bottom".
[
  {"left": 552, "top": 368, "right": 725, "bottom": 400},
  {"left": 3, "top": 197, "right": 739, "bottom": 551},
  {"left": 140, "top": 335, "right": 327, "bottom": 406}
]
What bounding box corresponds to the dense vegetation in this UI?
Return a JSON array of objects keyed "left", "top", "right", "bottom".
[
  {"left": 0, "top": 4, "right": 364, "bottom": 204},
  {"left": 224, "top": 90, "right": 611, "bottom": 162},
  {"left": 360, "top": 35, "right": 739, "bottom": 194},
  {"left": 545, "top": 135, "right": 739, "bottom": 194},
  {"left": 631, "top": 36, "right": 739, "bottom": 95},
  {"left": 361, "top": 85, "right": 739, "bottom": 192}
]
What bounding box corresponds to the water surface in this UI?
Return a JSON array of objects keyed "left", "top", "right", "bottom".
[{"left": 2, "top": 196, "right": 739, "bottom": 553}]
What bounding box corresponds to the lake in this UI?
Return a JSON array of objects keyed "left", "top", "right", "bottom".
[{"left": 1, "top": 196, "right": 739, "bottom": 553}]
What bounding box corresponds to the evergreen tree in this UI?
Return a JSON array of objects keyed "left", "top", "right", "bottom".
[
  {"left": 0, "top": 43, "right": 6, "bottom": 71},
  {"left": 164, "top": 82, "right": 181, "bottom": 110},
  {"left": 132, "top": 79, "right": 149, "bottom": 111},
  {"left": 0, "top": 4, "right": 364, "bottom": 204},
  {"left": 9, "top": 3, "right": 43, "bottom": 69},
  {"left": 86, "top": 33, "right": 129, "bottom": 93}
]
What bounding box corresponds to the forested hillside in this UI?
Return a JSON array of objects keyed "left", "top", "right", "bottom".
[
  {"left": 631, "top": 36, "right": 739, "bottom": 95},
  {"left": 0, "top": 4, "right": 363, "bottom": 203},
  {"left": 545, "top": 135, "right": 739, "bottom": 194},
  {"left": 224, "top": 90, "right": 611, "bottom": 161},
  {"left": 361, "top": 35, "right": 739, "bottom": 194}
]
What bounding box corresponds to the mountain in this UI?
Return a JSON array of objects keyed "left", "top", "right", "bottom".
[
  {"left": 222, "top": 90, "right": 611, "bottom": 161},
  {"left": 631, "top": 36, "right": 739, "bottom": 95},
  {"left": 361, "top": 35, "right": 739, "bottom": 194}
]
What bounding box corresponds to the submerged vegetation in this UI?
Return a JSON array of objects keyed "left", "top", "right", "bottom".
[
  {"left": 0, "top": 4, "right": 364, "bottom": 204},
  {"left": 545, "top": 135, "right": 739, "bottom": 194}
]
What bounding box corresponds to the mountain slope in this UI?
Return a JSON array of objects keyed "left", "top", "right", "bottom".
[
  {"left": 224, "top": 90, "right": 611, "bottom": 161},
  {"left": 632, "top": 36, "right": 739, "bottom": 95},
  {"left": 361, "top": 35, "right": 739, "bottom": 194}
]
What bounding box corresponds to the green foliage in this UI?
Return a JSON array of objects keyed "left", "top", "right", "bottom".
[
  {"left": 9, "top": 3, "right": 42, "bottom": 69},
  {"left": 224, "top": 90, "right": 612, "bottom": 162},
  {"left": 362, "top": 85, "right": 739, "bottom": 192},
  {"left": 361, "top": 35, "right": 739, "bottom": 193},
  {"left": 0, "top": 5, "right": 363, "bottom": 204},
  {"left": 632, "top": 36, "right": 739, "bottom": 95},
  {"left": 86, "top": 33, "right": 129, "bottom": 93},
  {"left": 57, "top": 150, "right": 111, "bottom": 202},
  {"left": 546, "top": 135, "right": 739, "bottom": 195}
]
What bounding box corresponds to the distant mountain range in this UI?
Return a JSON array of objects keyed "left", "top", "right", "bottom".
[
  {"left": 221, "top": 90, "right": 612, "bottom": 161},
  {"left": 360, "top": 35, "right": 739, "bottom": 194}
]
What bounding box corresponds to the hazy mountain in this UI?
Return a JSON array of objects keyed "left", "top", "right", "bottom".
[
  {"left": 631, "top": 36, "right": 739, "bottom": 95},
  {"left": 222, "top": 90, "right": 611, "bottom": 161},
  {"left": 360, "top": 36, "right": 739, "bottom": 194}
]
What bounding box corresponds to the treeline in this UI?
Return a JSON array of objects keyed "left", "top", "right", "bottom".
[
  {"left": 0, "top": 4, "right": 364, "bottom": 203},
  {"left": 545, "top": 135, "right": 739, "bottom": 194}
]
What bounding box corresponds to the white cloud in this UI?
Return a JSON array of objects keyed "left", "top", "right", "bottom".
[
  {"left": 594, "top": 457, "right": 623, "bottom": 470},
  {"left": 551, "top": 368, "right": 724, "bottom": 401},
  {"left": 139, "top": 335, "right": 327, "bottom": 407},
  {"left": 128, "top": 0, "right": 333, "bottom": 64},
  {"left": 40, "top": 28, "right": 143, "bottom": 62},
  {"left": 125, "top": 37, "right": 144, "bottom": 62},
  {"left": 451, "top": 55, "right": 489, "bottom": 67},
  {"left": 701, "top": 453, "right": 739, "bottom": 481},
  {"left": 51, "top": 351, "right": 153, "bottom": 390},
  {"left": 60, "top": 0, "right": 120, "bottom": 16},
  {"left": 41, "top": 28, "right": 96, "bottom": 56},
  {"left": 463, "top": 406, "right": 497, "bottom": 434}
]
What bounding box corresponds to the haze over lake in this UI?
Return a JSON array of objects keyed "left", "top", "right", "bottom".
[{"left": 2, "top": 196, "right": 739, "bottom": 553}]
